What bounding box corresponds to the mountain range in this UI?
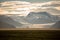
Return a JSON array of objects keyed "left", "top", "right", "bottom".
[{"left": 0, "top": 12, "right": 60, "bottom": 28}]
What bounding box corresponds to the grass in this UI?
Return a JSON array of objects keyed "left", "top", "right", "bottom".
[{"left": 0, "top": 30, "right": 60, "bottom": 40}]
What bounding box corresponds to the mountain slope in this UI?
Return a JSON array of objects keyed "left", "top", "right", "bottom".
[
  {"left": 52, "top": 21, "right": 60, "bottom": 28},
  {"left": 25, "top": 12, "right": 59, "bottom": 24},
  {"left": 0, "top": 15, "right": 23, "bottom": 28}
]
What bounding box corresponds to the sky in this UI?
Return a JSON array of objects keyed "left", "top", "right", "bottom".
[{"left": 0, "top": 0, "right": 59, "bottom": 2}]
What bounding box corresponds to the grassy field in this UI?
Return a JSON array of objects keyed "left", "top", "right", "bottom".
[{"left": 0, "top": 29, "right": 60, "bottom": 40}]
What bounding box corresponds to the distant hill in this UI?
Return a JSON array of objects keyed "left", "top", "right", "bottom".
[
  {"left": 0, "top": 21, "right": 15, "bottom": 28},
  {"left": 0, "top": 15, "right": 23, "bottom": 28}
]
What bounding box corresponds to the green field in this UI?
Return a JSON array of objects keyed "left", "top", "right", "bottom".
[{"left": 0, "top": 30, "right": 60, "bottom": 40}]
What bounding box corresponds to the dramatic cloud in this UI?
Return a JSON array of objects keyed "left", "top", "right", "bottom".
[
  {"left": 0, "top": 1, "right": 60, "bottom": 16},
  {"left": 55, "top": 6, "right": 60, "bottom": 10},
  {"left": 41, "top": 1, "right": 60, "bottom": 7},
  {"left": 0, "top": 1, "right": 31, "bottom": 16}
]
